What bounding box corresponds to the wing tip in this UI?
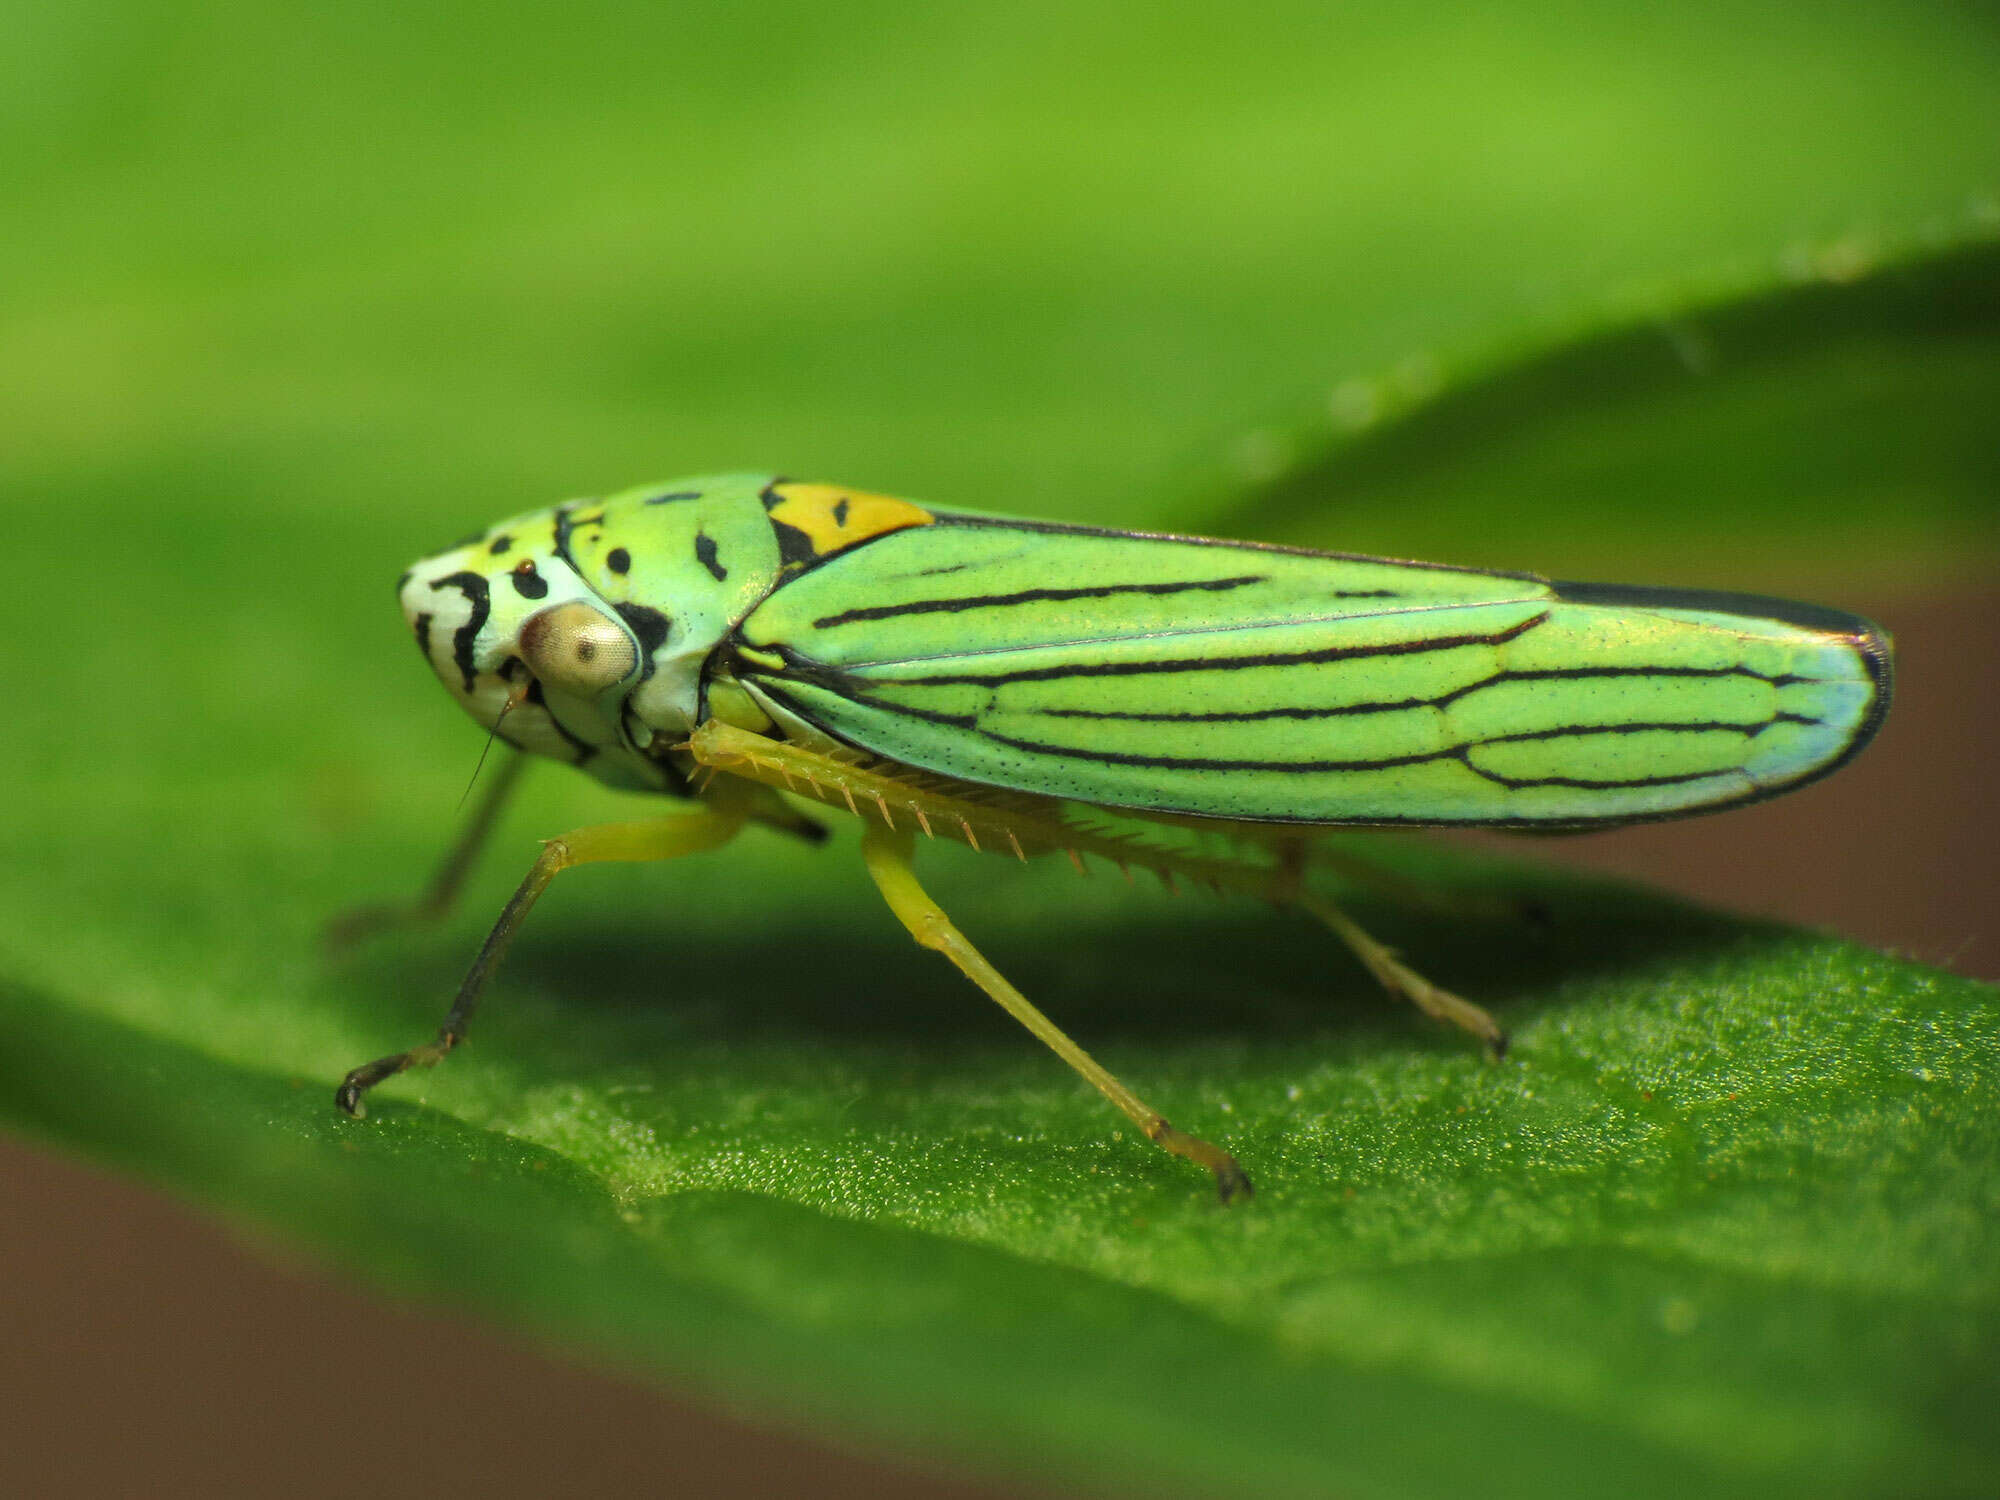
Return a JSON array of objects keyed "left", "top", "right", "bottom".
[
  {"left": 1833, "top": 609, "right": 1895, "bottom": 769},
  {"left": 1554, "top": 576, "right": 1895, "bottom": 779}
]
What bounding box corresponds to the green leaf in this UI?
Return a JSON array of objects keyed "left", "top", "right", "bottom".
[
  {"left": 5, "top": 2, "right": 1999, "bottom": 1496},
  {"left": 4, "top": 847, "right": 1997, "bottom": 1498},
  {"left": 1177, "top": 233, "right": 2000, "bottom": 590}
]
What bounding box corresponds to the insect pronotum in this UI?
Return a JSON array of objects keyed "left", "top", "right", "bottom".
[{"left": 336, "top": 475, "right": 1892, "bottom": 1201}]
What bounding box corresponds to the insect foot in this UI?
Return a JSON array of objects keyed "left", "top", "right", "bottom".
[
  {"left": 334, "top": 1032, "right": 460, "bottom": 1118},
  {"left": 1215, "top": 1160, "right": 1255, "bottom": 1206},
  {"left": 1147, "top": 1118, "right": 1254, "bottom": 1205}
]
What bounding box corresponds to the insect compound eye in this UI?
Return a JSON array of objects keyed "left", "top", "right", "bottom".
[{"left": 515, "top": 602, "right": 640, "bottom": 696}]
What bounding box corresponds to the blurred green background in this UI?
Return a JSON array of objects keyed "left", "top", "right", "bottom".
[{"left": 4, "top": 3, "right": 1998, "bottom": 1498}]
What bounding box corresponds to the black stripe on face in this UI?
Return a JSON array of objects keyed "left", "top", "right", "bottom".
[
  {"left": 695, "top": 531, "right": 727, "bottom": 581},
  {"left": 606, "top": 547, "right": 631, "bottom": 575},
  {"left": 429, "top": 571, "right": 492, "bottom": 692},
  {"left": 807, "top": 574, "right": 1277, "bottom": 630}
]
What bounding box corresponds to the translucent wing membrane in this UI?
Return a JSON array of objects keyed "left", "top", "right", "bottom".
[{"left": 733, "top": 514, "right": 1890, "bottom": 828}]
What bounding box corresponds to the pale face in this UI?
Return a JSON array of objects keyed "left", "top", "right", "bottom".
[
  {"left": 399, "top": 506, "right": 664, "bottom": 790},
  {"left": 396, "top": 477, "right": 795, "bottom": 793}
]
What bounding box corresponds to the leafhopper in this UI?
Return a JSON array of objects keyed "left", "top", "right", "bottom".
[{"left": 337, "top": 476, "right": 1891, "bottom": 1200}]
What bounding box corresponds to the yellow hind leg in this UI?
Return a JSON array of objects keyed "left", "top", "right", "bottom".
[
  {"left": 860, "top": 822, "right": 1251, "bottom": 1203},
  {"left": 685, "top": 718, "right": 1499, "bottom": 1194}
]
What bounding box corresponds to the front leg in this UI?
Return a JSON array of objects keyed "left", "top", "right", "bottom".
[{"left": 336, "top": 798, "right": 746, "bottom": 1116}]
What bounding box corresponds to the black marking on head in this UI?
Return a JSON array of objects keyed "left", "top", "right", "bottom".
[
  {"left": 450, "top": 528, "right": 485, "bottom": 549},
  {"left": 429, "top": 572, "right": 491, "bottom": 692},
  {"left": 614, "top": 602, "right": 671, "bottom": 654},
  {"left": 613, "top": 602, "right": 671, "bottom": 686},
  {"left": 551, "top": 505, "right": 582, "bottom": 571},
  {"left": 488, "top": 534, "right": 513, "bottom": 557},
  {"left": 647, "top": 490, "right": 703, "bottom": 505},
  {"left": 606, "top": 546, "right": 631, "bottom": 575},
  {"left": 510, "top": 559, "right": 550, "bottom": 600},
  {"left": 695, "top": 531, "right": 728, "bottom": 581},
  {"left": 769, "top": 517, "right": 819, "bottom": 571},
  {"left": 757, "top": 477, "right": 854, "bottom": 575},
  {"left": 412, "top": 612, "right": 433, "bottom": 660},
  {"left": 395, "top": 568, "right": 414, "bottom": 596},
  {"left": 832, "top": 496, "right": 850, "bottom": 526}
]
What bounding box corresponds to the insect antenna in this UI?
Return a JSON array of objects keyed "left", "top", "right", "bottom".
[{"left": 459, "top": 673, "right": 531, "bottom": 810}]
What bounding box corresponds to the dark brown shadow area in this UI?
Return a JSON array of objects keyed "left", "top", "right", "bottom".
[{"left": 0, "top": 1132, "right": 1020, "bottom": 1500}]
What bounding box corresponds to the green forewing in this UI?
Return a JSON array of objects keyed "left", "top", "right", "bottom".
[{"left": 732, "top": 514, "right": 1888, "bottom": 827}]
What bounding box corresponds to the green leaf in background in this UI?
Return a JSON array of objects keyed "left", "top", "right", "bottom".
[
  {"left": 1184, "top": 234, "right": 2000, "bottom": 589},
  {"left": 3, "top": 2, "right": 1997, "bottom": 1497}
]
